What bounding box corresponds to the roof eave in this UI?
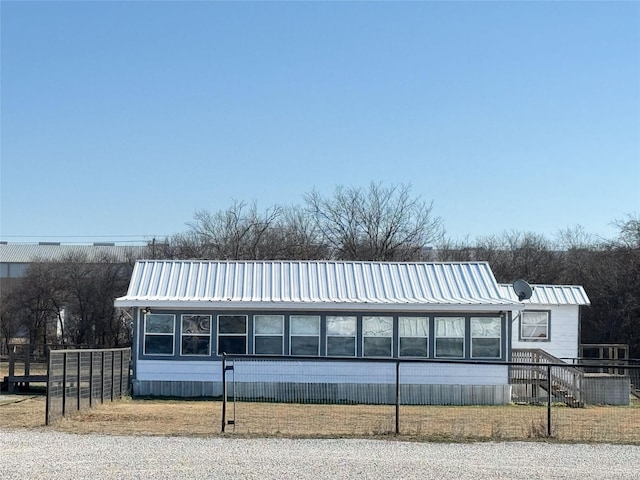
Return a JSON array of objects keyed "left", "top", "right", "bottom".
[{"left": 114, "top": 298, "right": 521, "bottom": 312}]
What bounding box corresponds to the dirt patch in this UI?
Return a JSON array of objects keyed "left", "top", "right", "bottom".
[{"left": 2, "top": 395, "right": 638, "bottom": 443}]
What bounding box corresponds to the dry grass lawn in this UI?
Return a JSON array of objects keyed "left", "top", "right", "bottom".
[{"left": 1, "top": 394, "right": 639, "bottom": 443}]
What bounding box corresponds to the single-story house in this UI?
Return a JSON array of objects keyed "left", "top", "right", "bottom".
[{"left": 114, "top": 260, "right": 591, "bottom": 404}]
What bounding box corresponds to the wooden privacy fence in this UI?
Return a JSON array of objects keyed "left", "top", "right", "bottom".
[{"left": 45, "top": 348, "right": 131, "bottom": 425}]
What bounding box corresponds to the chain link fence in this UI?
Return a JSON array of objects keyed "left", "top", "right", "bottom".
[{"left": 46, "top": 348, "right": 130, "bottom": 425}]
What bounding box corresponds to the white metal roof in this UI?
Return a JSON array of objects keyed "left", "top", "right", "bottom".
[
  {"left": 115, "top": 260, "right": 521, "bottom": 312},
  {"left": 498, "top": 284, "right": 590, "bottom": 306},
  {"left": 0, "top": 243, "right": 148, "bottom": 263}
]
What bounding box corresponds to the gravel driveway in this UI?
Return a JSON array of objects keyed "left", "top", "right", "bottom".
[{"left": 1, "top": 430, "right": 639, "bottom": 480}]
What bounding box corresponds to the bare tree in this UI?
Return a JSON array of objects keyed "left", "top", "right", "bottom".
[
  {"left": 472, "top": 231, "right": 562, "bottom": 284},
  {"left": 305, "top": 183, "right": 444, "bottom": 261},
  {"left": 7, "top": 262, "right": 65, "bottom": 346},
  {"left": 185, "top": 201, "right": 285, "bottom": 260}
]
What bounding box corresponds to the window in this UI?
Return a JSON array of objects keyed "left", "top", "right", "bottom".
[
  {"left": 399, "top": 316, "right": 429, "bottom": 357},
  {"left": 218, "top": 315, "right": 247, "bottom": 354},
  {"left": 326, "top": 316, "right": 356, "bottom": 357},
  {"left": 435, "top": 317, "right": 465, "bottom": 358},
  {"left": 471, "top": 317, "right": 501, "bottom": 358},
  {"left": 520, "top": 311, "right": 549, "bottom": 340},
  {"left": 180, "top": 315, "right": 211, "bottom": 356},
  {"left": 254, "top": 315, "right": 284, "bottom": 355},
  {"left": 290, "top": 315, "right": 320, "bottom": 355},
  {"left": 362, "top": 316, "right": 393, "bottom": 357},
  {"left": 144, "top": 314, "right": 175, "bottom": 355}
]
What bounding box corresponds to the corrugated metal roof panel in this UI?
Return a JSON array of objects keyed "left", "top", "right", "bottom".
[
  {"left": 116, "top": 260, "right": 520, "bottom": 311},
  {"left": 498, "top": 283, "right": 590, "bottom": 306},
  {"left": 0, "top": 244, "right": 148, "bottom": 263}
]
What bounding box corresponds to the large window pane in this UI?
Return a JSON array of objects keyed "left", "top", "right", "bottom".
[
  {"left": 327, "top": 337, "right": 356, "bottom": 357},
  {"left": 472, "top": 338, "right": 501, "bottom": 358},
  {"left": 363, "top": 337, "right": 392, "bottom": 357},
  {"left": 399, "top": 317, "right": 429, "bottom": 337},
  {"left": 144, "top": 336, "right": 173, "bottom": 355},
  {"left": 181, "top": 336, "right": 210, "bottom": 356},
  {"left": 399, "top": 317, "right": 429, "bottom": 358},
  {"left": 435, "top": 317, "right": 464, "bottom": 358},
  {"left": 290, "top": 336, "right": 319, "bottom": 356},
  {"left": 326, "top": 316, "right": 356, "bottom": 357},
  {"left": 182, "top": 315, "right": 211, "bottom": 334},
  {"left": 144, "top": 314, "right": 175, "bottom": 355},
  {"left": 327, "top": 316, "right": 356, "bottom": 336},
  {"left": 254, "top": 315, "right": 284, "bottom": 355},
  {"left": 181, "top": 315, "right": 211, "bottom": 356},
  {"left": 471, "top": 317, "right": 501, "bottom": 358},
  {"left": 145, "top": 314, "right": 175, "bottom": 334},
  {"left": 219, "top": 336, "right": 246, "bottom": 354},
  {"left": 363, "top": 316, "right": 392, "bottom": 357},
  {"left": 254, "top": 315, "right": 284, "bottom": 335},
  {"left": 290, "top": 316, "right": 320, "bottom": 356},
  {"left": 255, "top": 336, "right": 283, "bottom": 355},
  {"left": 218, "top": 315, "right": 247, "bottom": 354},
  {"left": 400, "top": 337, "right": 428, "bottom": 357},
  {"left": 435, "top": 338, "right": 464, "bottom": 358},
  {"left": 291, "top": 316, "right": 320, "bottom": 335},
  {"left": 219, "top": 315, "right": 247, "bottom": 334}
]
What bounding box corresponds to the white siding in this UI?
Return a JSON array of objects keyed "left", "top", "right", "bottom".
[
  {"left": 511, "top": 305, "right": 579, "bottom": 359},
  {"left": 136, "top": 359, "right": 508, "bottom": 385},
  {"left": 137, "top": 360, "right": 221, "bottom": 382}
]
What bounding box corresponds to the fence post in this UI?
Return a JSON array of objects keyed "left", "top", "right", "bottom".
[
  {"left": 62, "top": 352, "right": 68, "bottom": 416},
  {"left": 111, "top": 352, "right": 115, "bottom": 401},
  {"left": 100, "top": 352, "right": 105, "bottom": 404},
  {"left": 89, "top": 351, "right": 94, "bottom": 408},
  {"left": 24, "top": 344, "right": 31, "bottom": 390},
  {"left": 45, "top": 349, "right": 53, "bottom": 425},
  {"left": 395, "top": 360, "right": 400, "bottom": 435},
  {"left": 77, "top": 351, "right": 82, "bottom": 411},
  {"left": 8, "top": 346, "right": 15, "bottom": 393},
  {"left": 119, "top": 350, "right": 125, "bottom": 397},
  {"left": 221, "top": 354, "right": 227, "bottom": 433},
  {"left": 547, "top": 364, "right": 552, "bottom": 437}
]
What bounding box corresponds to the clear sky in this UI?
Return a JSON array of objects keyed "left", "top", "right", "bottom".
[{"left": 1, "top": 1, "right": 639, "bottom": 245}]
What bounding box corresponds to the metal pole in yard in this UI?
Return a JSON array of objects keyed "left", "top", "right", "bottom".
[
  {"left": 100, "top": 352, "right": 105, "bottom": 404},
  {"left": 62, "top": 352, "right": 68, "bottom": 416},
  {"left": 89, "top": 351, "right": 94, "bottom": 408},
  {"left": 8, "top": 345, "right": 15, "bottom": 394},
  {"left": 111, "top": 352, "right": 115, "bottom": 401},
  {"left": 221, "top": 354, "right": 227, "bottom": 433},
  {"left": 395, "top": 360, "right": 400, "bottom": 435},
  {"left": 77, "top": 351, "right": 82, "bottom": 411},
  {"left": 547, "top": 364, "right": 552, "bottom": 437},
  {"left": 45, "top": 349, "right": 53, "bottom": 425}
]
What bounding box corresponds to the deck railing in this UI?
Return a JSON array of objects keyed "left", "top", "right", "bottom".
[{"left": 511, "top": 349, "right": 584, "bottom": 407}]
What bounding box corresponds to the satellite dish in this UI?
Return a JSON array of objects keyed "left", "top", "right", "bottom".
[{"left": 513, "top": 279, "right": 533, "bottom": 301}]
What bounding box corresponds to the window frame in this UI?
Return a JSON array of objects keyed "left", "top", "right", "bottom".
[
  {"left": 180, "top": 314, "right": 212, "bottom": 357},
  {"left": 143, "top": 313, "right": 176, "bottom": 356},
  {"left": 434, "top": 316, "right": 465, "bottom": 359},
  {"left": 253, "top": 314, "right": 285, "bottom": 355},
  {"left": 362, "top": 316, "right": 394, "bottom": 358},
  {"left": 520, "top": 310, "right": 551, "bottom": 341},
  {"left": 326, "top": 315, "right": 357, "bottom": 357},
  {"left": 470, "top": 316, "right": 502, "bottom": 359},
  {"left": 289, "top": 315, "right": 321, "bottom": 356},
  {"left": 217, "top": 314, "right": 248, "bottom": 355},
  {"left": 398, "top": 316, "right": 430, "bottom": 358}
]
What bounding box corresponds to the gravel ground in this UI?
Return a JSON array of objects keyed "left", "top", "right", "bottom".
[{"left": 1, "top": 430, "right": 639, "bottom": 480}]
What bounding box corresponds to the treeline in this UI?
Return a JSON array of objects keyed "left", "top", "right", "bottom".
[
  {"left": 1, "top": 183, "right": 638, "bottom": 357},
  {"left": 0, "top": 253, "right": 136, "bottom": 349}
]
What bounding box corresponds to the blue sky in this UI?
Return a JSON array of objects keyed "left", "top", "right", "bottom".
[{"left": 1, "top": 1, "right": 639, "bottom": 245}]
